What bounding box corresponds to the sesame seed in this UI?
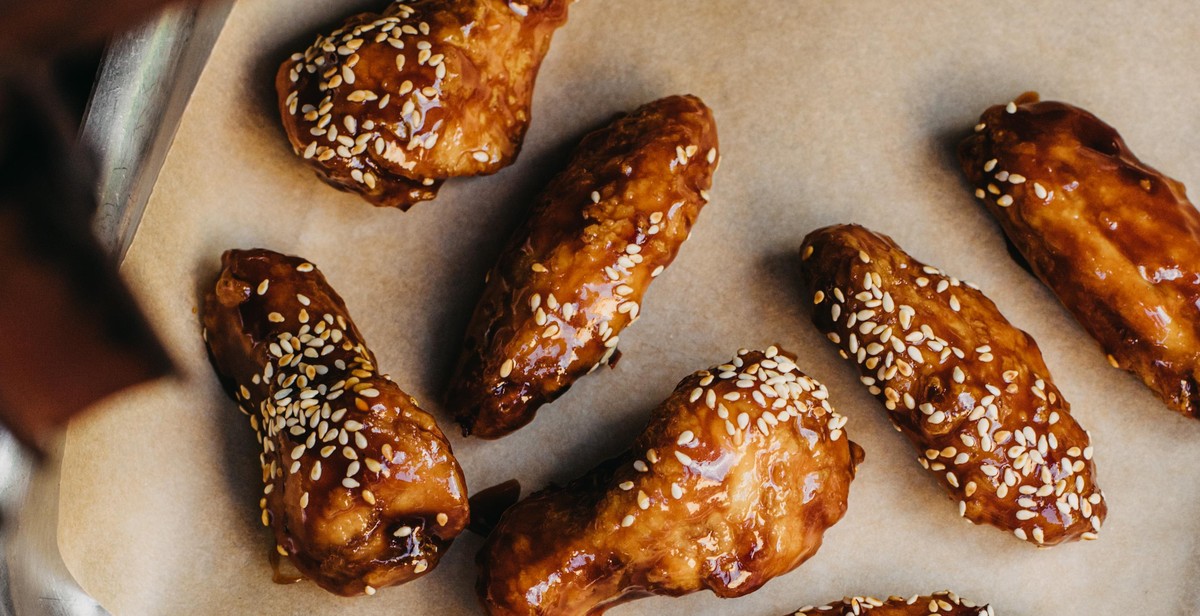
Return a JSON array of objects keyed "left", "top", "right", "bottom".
[{"left": 1006, "top": 101, "right": 1017, "bottom": 113}]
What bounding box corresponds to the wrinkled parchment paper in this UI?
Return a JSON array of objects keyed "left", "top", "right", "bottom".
[{"left": 59, "top": 1, "right": 1200, "bottom": 613}]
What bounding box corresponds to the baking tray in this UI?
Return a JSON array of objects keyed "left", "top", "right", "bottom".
[
  {"left": 23, "top": 1, "right": 1200, "bottom": 614},
  {"left": 0, "top": 2, "right": 231, "bottom": 614}
]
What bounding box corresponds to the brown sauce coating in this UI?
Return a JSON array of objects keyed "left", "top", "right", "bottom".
[
  {"left": 959, "top": 92, "right": 1200, "bottom": 418},
  {"left": 276, "top": 0, "right": 570, "bottom": 209},
  {"left": 799, "top": 225, "right": 1105, "bottom": 546},
  {"left": 202, "top": 249, "right": 468, "bottom": 596},
  {"left": 448, "top": 94, "right": 719, "bottom": 438},
  {"left": 477, "top": 347, "right": 860, "bottom": 615},
  {"left": 790, "top": 591, "right": 992, "bottom": 616}
]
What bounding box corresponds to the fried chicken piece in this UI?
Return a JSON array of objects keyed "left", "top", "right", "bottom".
[
  {"left": 799, "top": 225, "right": 1105, "bottom": 546},
  {"left": 959, "top": 92, "right": 1200, "bottom": 418},
  {"left": 276, "top": 0, "right": 570, "bottom": 209},
  {"left": 790, "top": 591, "right": 992, "bottom": 616},
  {"left": 477, "top": 347, "right": 861, "bottom": 615},
  {"left": 202, "top": 249, "right": 468, "bottom": 596},
  {"left": 448, "top": 95, "right": 718, "bottom": 438}
]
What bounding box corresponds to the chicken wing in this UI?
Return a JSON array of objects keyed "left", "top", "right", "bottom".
[
  {"left": 799, "top": 224, "right": 1105, "bottom": 546},
  {"left": 959, "top": 92, "right": 1200, "bottom": 418},
  {"left": 276, "top": 0, "right": 570, "bottom": 209},
  {"left": 202, "top": 249, "right": 468, "bottom": 596},
  {"left": 477, "top": 347, "right": 861, "bottom": 615},
  {"left": 790, "top": 591, "right": 992, "bottom": 616},
  {"left": 448, "top": 94, "right": 718, "bottom": 438}
]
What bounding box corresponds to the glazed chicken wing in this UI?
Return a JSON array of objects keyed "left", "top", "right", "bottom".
[
  {"left": 799, "top": 225, "right": 1105, "bottom": 546},
  {"left": 959, "top": 92, "right": 1200, "bottom": 418},
  {"left": 477, "top": 347, "right": 861, "bottom": 615},
  {"left": 276, "top": 0, "right": 570, "bottom": 209},
  {"left": 202, "top": 249, "right": 468, "bottom": 596},
  {"left": 448, "top": 95, "right": 718, "bottom": 438},
  {"left": 791, "top": 591, "right": 992, "bottom": 616}
]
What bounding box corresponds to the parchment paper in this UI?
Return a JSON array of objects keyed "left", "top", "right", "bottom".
[{"left": 58, "top": 1, "right": 1200, "bottom": 613}]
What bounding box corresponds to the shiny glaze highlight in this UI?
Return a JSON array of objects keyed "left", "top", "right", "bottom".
[
  {"left": 276, "top": 0, "right": 570, "bottom": 209},
  {"left": 800, "top": 225, "right": 1105, "bottom": 546},
  {"left": 202, "top": 249, "right": 469, "bottom": 595},
  {"left": 448, "top": 95, "right": 719, "bottom": 438},
  {"left": 477, "top": 347, "right": 860, "bottom": 615},
  {"left": 960, "top": 92, "right": 1200, "bottom": 418}
]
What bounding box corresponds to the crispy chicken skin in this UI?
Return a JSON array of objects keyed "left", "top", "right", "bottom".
[
  {"left": 959, "top": 93, "right": 1200, "bottom": 418},
  {"left": 276, "top": 0, "right": 570, "bottom": 209},
  {"left": 448, "top": 95, "right": 718, "bottom": 438},
  {"left": 799, "top": 225, "right": 1105, "bottom": 546},
  {"left": 790, "top": 591, "right": 992, "bottom": 616},
  {"left": 477, "top": 347, "right": 861, "bottom": 615},
  {"left": 202, "top": 249, "right": 468, "bottom": 596}
]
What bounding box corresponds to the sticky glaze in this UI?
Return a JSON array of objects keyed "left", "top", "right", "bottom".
[
  {"left": 960, "top": 92, "right": 1200, "bottom": 418},
  {"left": 202, "top": 249, "right": 469, "bottom": 596},
  {"left": 448, "top": 95, "right": 719, "bottom": 438},
  {"left": 276, "top": 0, "right": 570, "bottom": 209},
  {"left": 477, "top": 347, "right": 860, "bottom": 615},
  {"left": 790, "top": 591, "right": 992, "bottom": 615},
  {"left": 799, "top": 225, "right": 1105, "bottom": 546}
]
